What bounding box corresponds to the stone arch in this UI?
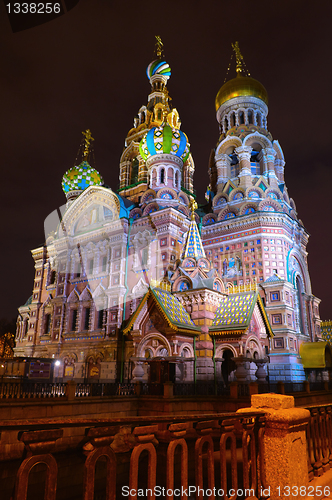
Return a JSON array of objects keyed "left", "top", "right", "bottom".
[
  {"left": 246, "top": 187, "right": 264, "bottom": 200},
  {"left": 215, "top": 135, "right": 242, "bottom": 156},
  {"left": 60, "top": 186, "right": 120, "bottom": 237},
  {"left": 244, "top": 335, "right": 264, "bottom": 359},
  {"left": 129, "top": 207, "right": 142, "bottom": 220},
  {"left": 179, "top": 343, "right": 194, "bottom": 358},
  {"left": 213, "top": 193, "right": 228, "bottom": 208},
  {"left": 288, "top": 251, "right": 312, "bottom": 295},
  {"left": 137, "top": 333, "right": 172, "bottom": 358},
  {"left": 177, "top": 191, "right": 189, "bottom": 206},
  {"left": 265, "top": 188, "right": 281, "bottom": 200},
  {"left": 141, "top": 189, "right": 156, "bottom": 205},
  {"left": 217, "top": 207, "right": 239, "bottom": 221},
  {"left": 143, "top": 202, "right": 159, "bottom": 216},
  {"left": 158, "top": 187, "right": 177, "bottom": 200},
  {"left": 229, "top": 188, "right": 245, "bottom": 202},
  {"left": 258, "top": 199, "right": 283, "bottom": 212},
  {"left": 239, "top": 203, "right": 258, "bottom": 215},
  {"left": 202, "top": 213, "right": 217, "bottom": 225},
  {"left": 243, "top": 131, "right": 272, "bottom": 150},
  {"left": 272, "top": 140, "right": 285, "bottom": 161},
  {"left": 215, "top": 343, "right": 237, "bottom": 359}
]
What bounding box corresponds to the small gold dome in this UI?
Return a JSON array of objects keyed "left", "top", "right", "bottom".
[{"left": 215, "top": 75, "right": 268, "bottom": 111}]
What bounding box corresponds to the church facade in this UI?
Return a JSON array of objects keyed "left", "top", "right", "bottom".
[{"left": 15, "top": 42, "right": 322, "bottom": 384}]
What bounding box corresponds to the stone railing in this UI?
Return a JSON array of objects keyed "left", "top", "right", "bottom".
[
  {"left": 0, "top": 411, "right": 266, "bottom": 500},
  {"left": 306, "top": 404, "right": 332, "bottom": 479}
]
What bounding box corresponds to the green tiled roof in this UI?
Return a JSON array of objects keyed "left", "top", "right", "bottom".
[{"left": 123, "top": 287, "right": 200, "bottom": 335}]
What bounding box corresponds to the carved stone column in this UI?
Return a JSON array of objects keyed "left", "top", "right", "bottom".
[
  {"left": 232, "top": 355, "right": 249, "bottom": 382},
  {"left": 215, "top": 153, "right": 231, "bottom": 192},
  {"left": 261, "top": 148, "right": 278, "bottom": 187},
  {"left": 235, "top": 146, "right": 252, "bottom": 189}
]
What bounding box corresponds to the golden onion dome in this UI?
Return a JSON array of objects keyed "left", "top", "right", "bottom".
[{"left": 215, "top": 75, "right": 268, "bottom": 111}]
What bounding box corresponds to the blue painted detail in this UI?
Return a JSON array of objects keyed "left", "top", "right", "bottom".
[
  {"left": 177, "top": 130, "right": 187, "bottom": 158},
  {"left": 146, "top": 128, "right": 157, "bottom": 156}
]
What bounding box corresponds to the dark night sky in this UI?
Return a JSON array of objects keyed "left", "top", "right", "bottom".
[{"left": 1, "top": 0, "right": 332, "bottom": 321}]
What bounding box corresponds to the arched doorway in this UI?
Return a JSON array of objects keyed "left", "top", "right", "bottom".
[{"left": 222, "top": 349, "right": 236, "bottom": 385}]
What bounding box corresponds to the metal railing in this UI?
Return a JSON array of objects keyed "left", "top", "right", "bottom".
[
  {"left": 0, "top": 381, "right": 66, "bottom": 398},
  {"left": 0, "top": 411, "right": 267, "bottom": 500}
]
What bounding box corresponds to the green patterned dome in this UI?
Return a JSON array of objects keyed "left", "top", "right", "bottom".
[
  {"left": 139, "top": 124, "right": 190, "bottom": 163},
  {"left": 62, "top": 161, "right": 103, "bottom": 194}
]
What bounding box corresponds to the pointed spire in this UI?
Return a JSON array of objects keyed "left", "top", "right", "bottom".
[{"left": 181, "top": 201, "right": 206, "bottom": 260}]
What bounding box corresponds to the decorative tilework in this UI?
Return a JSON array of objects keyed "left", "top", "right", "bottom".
[
  {"left": 152, "top": 288, "right": 196, "bottom": 328},
  {"left": 181, "top": 220, "right": 206, "bottom": 260},
  {"left": 213, "top": 291, "right": 256, "bottom": 327},
  {"left": 62, "top": 161, "right": 103, "bottom": 194}
]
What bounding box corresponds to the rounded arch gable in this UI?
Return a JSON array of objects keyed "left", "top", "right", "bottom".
[
  {"left": 216, "top": 135, "right": 242, "bottom": 155},
  {"left": 214, "top": 343, "right": 237, "bottom": 359},
  {"left": 243, "top": 131, "right": 272, "bottom": 149},
  {"left": 136, "top": 333, "right": 172, "bottom": 358}
]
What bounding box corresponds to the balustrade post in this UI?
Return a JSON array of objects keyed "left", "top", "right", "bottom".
[
  {"left": 237, "top": 393, "right": 310, "bottom": 500},
  {"left": 163, "top": 381, "right": 173, "bottom": 398},
  {"left": 83, "top": 426, "right": 119, "bottom": 500},
  {"left": 65, "top": 380, "right": 77, "bottom": 400},
  {"left": 13, "top": 429, "right": 62, "bottom": 500}
]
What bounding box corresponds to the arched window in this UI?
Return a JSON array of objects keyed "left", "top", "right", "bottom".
[
  {"left": 239, "top": 111, "right": 245, "bottom": 125},
  {"left": 175, "top": 171, "right": 178, "bottom": 188},
  {"left": 248, "top": 110, "right": 253, "bottom": 124},
  {"left": 296, "top": 276, "right": 305, "bottom": 334},
  {"left": 160, "top": 168, "right": 165, "bottom": 184}
]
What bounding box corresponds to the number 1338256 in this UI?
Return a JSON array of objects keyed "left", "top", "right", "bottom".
[{"left": 6, "top": 3, "right": 61, "bottom": 14}]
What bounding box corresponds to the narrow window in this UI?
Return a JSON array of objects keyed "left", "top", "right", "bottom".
[
  {"left": 175, "top": 171, "right": 178, "bottom": 188},
  {"left": 160, "top": 168, "right": 165, "bottom": 184},
  {"left": 98, "top": 309, "right": 104, "bottom": 329},
  {"left": 88, "top": 259, "right": 94, "bottom": 275},
  {"left": 44, "top": 314, "right": 51, "bottom": 335},
  {"left": 102, "top": 256, "right": 107, "bottom": 273},
  {"left": 71, "top": 309, "right": 77, "bottom": 331},
  {"left": 84, "top": 308, "right": 90, "bottom": 331}
]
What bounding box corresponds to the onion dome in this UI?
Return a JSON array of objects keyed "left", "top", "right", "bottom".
[
  {"left": 146, "top": 59, "right": 171, "bottom": 81},
  {"left": 139, "top": 124, "right": 190, "bottom": 162},
  {"left": 62, "top": 160, "right": 103, "bottom": 195},
  {"left": 215, "top": 75, "right": 268, "bottom": 111}
]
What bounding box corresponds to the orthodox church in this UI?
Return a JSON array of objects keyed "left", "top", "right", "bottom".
[{"left": 15, "top": 40, "right": 322, "bottom": 384}]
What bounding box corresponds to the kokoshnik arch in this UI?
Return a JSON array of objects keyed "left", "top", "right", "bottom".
[{"left": 15, "top": 40, "right": 322, "bottom": 384}]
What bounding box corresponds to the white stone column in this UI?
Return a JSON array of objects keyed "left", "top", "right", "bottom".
[
  {"left": 235, "top": 146, "right": 252, "bottom": 189},
  {"left": 215, "top": 153, "right": 231, "bottom": 192}
]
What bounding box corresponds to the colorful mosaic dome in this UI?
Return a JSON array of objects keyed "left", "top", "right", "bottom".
[
  {"left": 146, "top": 59, "right": 171, "bottom": 80},
  {"left": 139, "top": 124, "right": 190, "bottom": 162},
  {"left": 62, "top": 161, "right": 103, "bottom": 194}
]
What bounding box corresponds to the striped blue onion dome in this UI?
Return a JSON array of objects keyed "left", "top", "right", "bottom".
[
  {"left": 62, "top": 161, "right": 103, "bottom": 194},
  {"left": 146, "top": 59, "right": 171, "bottom": 80},
  {"left": 139, "top": 124, "right": 190, "bottom": 162}
]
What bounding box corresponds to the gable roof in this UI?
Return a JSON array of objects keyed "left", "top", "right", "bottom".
[
  {"left": 210, "top": 290, "right": 273, "bottom": 337},
  {"left": 123, "top": 287, "right": 200, "bottom": 336}
]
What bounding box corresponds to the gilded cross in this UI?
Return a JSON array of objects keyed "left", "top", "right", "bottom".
[{"left": 82, "top": 129, "right": 94, "bottom": 160}]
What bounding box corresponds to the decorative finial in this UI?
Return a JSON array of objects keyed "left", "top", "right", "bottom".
[
  {"left": 231, "top": 41, "right": 250, "bottom": 77},
  {"left": 82, "top": 129, "right": 94, "bottom": 160},
  {"left": 190, "top": 199, "right": 198, "bottom": 221},
  {"left": 155, "top": 35, "right": 164, "bottom": 59},
  {"left": 232, "top": 41, "right": 243, "bottom": 75}
]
